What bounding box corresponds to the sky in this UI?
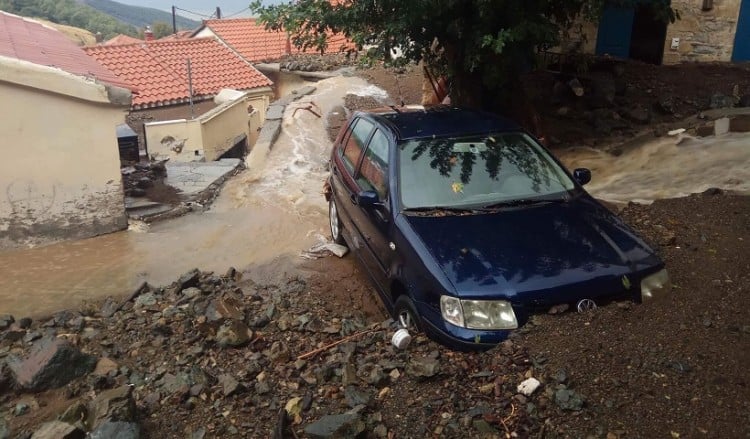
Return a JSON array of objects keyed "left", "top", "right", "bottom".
[{"left": 114, "top": 0, "right": 285, "bottom": 19}]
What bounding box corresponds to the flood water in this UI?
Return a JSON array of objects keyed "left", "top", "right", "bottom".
[
  {"left": 555, "top": 133, "right": 750, "bottom": 205},
  {"left": 0, "top": 76, "right": 384, "bottom": 318},
  {"left": 1, "top": 78, "right": 748, "bottom": 318}
]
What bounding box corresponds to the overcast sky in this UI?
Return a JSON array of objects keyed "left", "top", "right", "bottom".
[{"left": 114, "top": 0, "right": 285, "bottom": 19}]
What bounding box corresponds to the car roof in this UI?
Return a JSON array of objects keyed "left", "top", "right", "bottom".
[{"left": 357, "top": 106, "right": 521, "bottom": 141}]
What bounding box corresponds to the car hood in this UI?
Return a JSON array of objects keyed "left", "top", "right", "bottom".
[{"left": 401, "top": 196, "right": 660, "bottom": 305}]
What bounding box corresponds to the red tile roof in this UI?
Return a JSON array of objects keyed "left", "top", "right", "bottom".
[
  {"left": 104, "top": 34, "right": 143, "bottom": 46},
  {"left": 199, "top": 18, "right": 353, "bottom": 63},
  {"left": 0, "top": 11, "right": 131, "bottom": 90},
  {"left": 84, "top": 37, "right": 273, "bottom": 108}
]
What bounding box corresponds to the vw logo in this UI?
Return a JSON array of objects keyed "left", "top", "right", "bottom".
[{"left": 576, "top": 299, "right": 598, "bottom": 313}]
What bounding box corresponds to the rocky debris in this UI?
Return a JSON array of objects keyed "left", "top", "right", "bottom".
[
  {"left": 0, "top": 266, "right": 578, "bottom": 437},
  {"left": 7, "top": 337, "right": 96, "bottom": 391},
  {"left": 279, "top": 53, "right": 358, "bottom": 72},
  {"left": 88, "top": 421, "right": 141, "bottom": 439},
  {"left": 87, "top": 386, "right": 136, "bottom": 430},
  {"left": 554, "top": 386, "right": 585, "bottom": 411},
  {"left": 121, "top": 161, "right": 168, "bottom": 199},
  {"left": 0, "top": 315, "right": 14, "bottom": 330},
  {"left": 0, "top": 419, "right": 8, "bottom": 439},
  {"left": 303, "top": 413, "right": 366, "bottom": 439},
  {"left": 30, "top": 421, "right": 84, "bottom": 439}
]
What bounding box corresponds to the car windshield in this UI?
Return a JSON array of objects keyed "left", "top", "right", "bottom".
[{"left": 398, "top": 132, "right": 576, "bottom": 209}]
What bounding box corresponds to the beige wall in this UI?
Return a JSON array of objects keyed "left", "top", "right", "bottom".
[
  {"left": 0, "top": 58, "right": 130, "bottom": 249},
  {"left": 562, "top": 0, "right": 743, "bottom": 64},
  {"left": 145, "top": 91, "right": 272, "bottom": 161}
]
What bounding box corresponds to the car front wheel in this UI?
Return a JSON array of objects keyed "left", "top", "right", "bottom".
[
  {"left": 394, "top": 295, "right": 422, "bottom": 332},
  {"left": 329, "top": 198, "right": 346, "bottom": 245}
]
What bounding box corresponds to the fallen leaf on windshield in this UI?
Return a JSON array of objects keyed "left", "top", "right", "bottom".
[{"left": 452, "top": 182, "right": 464, "bottom": 194}]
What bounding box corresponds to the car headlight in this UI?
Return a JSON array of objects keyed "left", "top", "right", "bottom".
[
  {"left": 641, "top": 268, "right": 671, "bottom": 301},
  {"left": 440, "top": 296, "right": 518, "bottom": 330}
]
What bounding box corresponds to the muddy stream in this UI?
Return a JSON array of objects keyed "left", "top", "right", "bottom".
[{"left": 0, "top": 76, "right": 747, "bottom": 318}]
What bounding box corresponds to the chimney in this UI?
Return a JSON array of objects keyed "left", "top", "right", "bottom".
[{"left": 144, "top": 25, "right": 154, "bottom": 41}]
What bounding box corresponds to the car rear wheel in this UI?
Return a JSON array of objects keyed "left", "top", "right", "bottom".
[
  {"left": 329, "top": 198, "right": 346, "bottom": 245},
  {"left": 394, "top": 295, "right": 422, "bottom": 332}
]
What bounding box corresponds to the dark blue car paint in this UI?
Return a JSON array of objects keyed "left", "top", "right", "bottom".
[{"left": 329, "top": 108, "right": 664, "bottom": 349}]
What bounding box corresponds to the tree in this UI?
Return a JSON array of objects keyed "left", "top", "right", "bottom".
[
  {"left": 151, "top": 21, "right": 173, "bottom": 39},
  {"left": 250, "top": 0, "right": 676, "bottom": 129}
]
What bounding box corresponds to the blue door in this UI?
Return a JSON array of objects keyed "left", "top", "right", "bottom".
[
  {"left": 733, "top": 0, "right": 750, "bottom": 61},
  {"left": 596, "top": 6, "right": 635, "bottom": 58}
]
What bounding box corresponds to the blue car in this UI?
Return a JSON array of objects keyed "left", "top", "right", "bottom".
[{"left": 326, "top": 106, "right": 670, "bottom": 350}]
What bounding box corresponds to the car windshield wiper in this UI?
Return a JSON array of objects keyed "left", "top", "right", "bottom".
[
  {"left": 402, "top": 206, "right": 487, "bottom": 215},
  {"left": 482, "top": 197, "right": 568, "bottom": 209}
]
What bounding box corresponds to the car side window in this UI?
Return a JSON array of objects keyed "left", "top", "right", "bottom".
[
  {"left": 341, "top": 118, "right": 375, "bottom": 174},
  {"left": 357, "top": 129, "right": 389, "bottom": 200}
]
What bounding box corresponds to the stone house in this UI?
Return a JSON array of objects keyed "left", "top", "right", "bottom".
[
  {"left": 569, "top": 0, "right": 750, "bottom": 64},
  {"left": 0, "top": 12, "right": 133, "bottom": 250}
]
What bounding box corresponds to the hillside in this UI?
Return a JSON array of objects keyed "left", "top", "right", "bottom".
[
  {"left": 37, "top": 19, "right": 97, "bottom": 46},
  {"left": 82, "top": 0, "right": 199, "bottom": 31},
  {"left": 0, "top": 0, "right": 138, "bottom": 39}
]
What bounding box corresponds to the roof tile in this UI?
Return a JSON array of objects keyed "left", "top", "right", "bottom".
[
  {"left": 202, "top": 18, "right": 353, "bottom": 63},
  {"left": 0, "top": 11, "right": 131, "bottom": 90},
  {"left": 84, "top": 38, "right": 273, "bottom": 108}
]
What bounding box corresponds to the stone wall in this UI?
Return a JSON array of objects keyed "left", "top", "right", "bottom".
[
  {"left": 663, "top": 0, "right": 743, "bottom": 63},
  {"left": 557, "top": 0, "right": 743, "bottom": 64}
]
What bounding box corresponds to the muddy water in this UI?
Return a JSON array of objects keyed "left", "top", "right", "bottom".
[
  {"left": 0, "top": 76, "right": 387, "bottom": 318},
  {"left": 556, "top": 133, "right": 750, "bottom": 205}
]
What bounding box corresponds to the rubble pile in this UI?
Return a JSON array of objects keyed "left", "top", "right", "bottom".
[
  {"left": 121, "top": 161, "right": 168, "bottom": 199},
  {"left": 1, "top": 268, "right": 588, "bottom": 438}
]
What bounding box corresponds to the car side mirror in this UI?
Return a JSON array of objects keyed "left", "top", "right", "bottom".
[
  {"left": 573, "top": 168, "right": 592, "bottom": 186},
  {"left": 357, "top": 190, "right": 380, "bottom": 206}
]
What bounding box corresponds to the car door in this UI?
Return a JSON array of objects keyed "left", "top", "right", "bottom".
[
  {"left": 351, "top": 128, "right": 393, "bottom": 291},
  {"left": 330, "top": 117, "right": 375, "bottom": 250}
]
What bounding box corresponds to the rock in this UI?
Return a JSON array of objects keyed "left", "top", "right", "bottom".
[
  {"left": 407, "top": 356, "right": 440, "bottom": 379},
  {"left": 18, "top": 317, "right": 32, "bottom": 329},
  {"left": 215, "top": 320, "right": 253, "bottom": 348},
  {"left": 715, "top": 117, "right": 730, "bottom": 136},
  {"left": 177, "top": 269, "right": 201, "bottom": 291},
  {"left": 554, "top": 369, "right": 569, "bottom": 384},
  {"left": 568, "top": 78, "right": 584, "bottom": 97},
  {"left": 30, "top": 421, "right": 84, "bottom": 439},
  {"left": 555, "top": 388, "right": 585, "bottom": 411},
  {"left": 14, "top": 402, "right": 29, "bottom": 416},
  {"left": 0, "top": 418, "right": 8, "bottom": 439},
  {"left": 303, "top": 413, "right": 365, "bottom": 439},
  {"left": 87, "top": 386, "right": 136, "bottom": 430},
  {"left": 134, "top": 293, "right": 156, "bottom": 308},
  {"left": 7, "top": 337, "right": 97, "bottom": 391},
  {"left": 517, "top": 377, "right": 541, "bottom": 396},
  {"left": 100, "top": 297, "right": 119, "bottom": 318},
  {"left": 181, "top": 287, "right": 201, "bottom": 300},
  {"left": 218, "top": 374, "right": 244, "bottom": 397},
  {"left": 656, "top": 96, "right": 676, "bottom": 114},
  {"left": 205, "top": 296, "right": 245, "bottom": 322},
  {"left": 548, "top": 304, "right": 569, "bottom": 315},
  {"left": 709, "top": 93, "right": 734, "bottom": 109},
  {"left": 93, "top": 358, "right": 119, "bottom": 377},
  {"left": 0, "top": 314, "right": 14, "bottom": 330},
  {"left": 59, "top": 402, "right": 88, "bottom": 428},
  {"left": 626, "top": 106, "right": 651, "bottom": 124},
  {"left": 89, "top": 422, "right": 141, "bottom": 439},
  {"left": 344, "top": 386, "right": 372, "bottom": 408}
]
